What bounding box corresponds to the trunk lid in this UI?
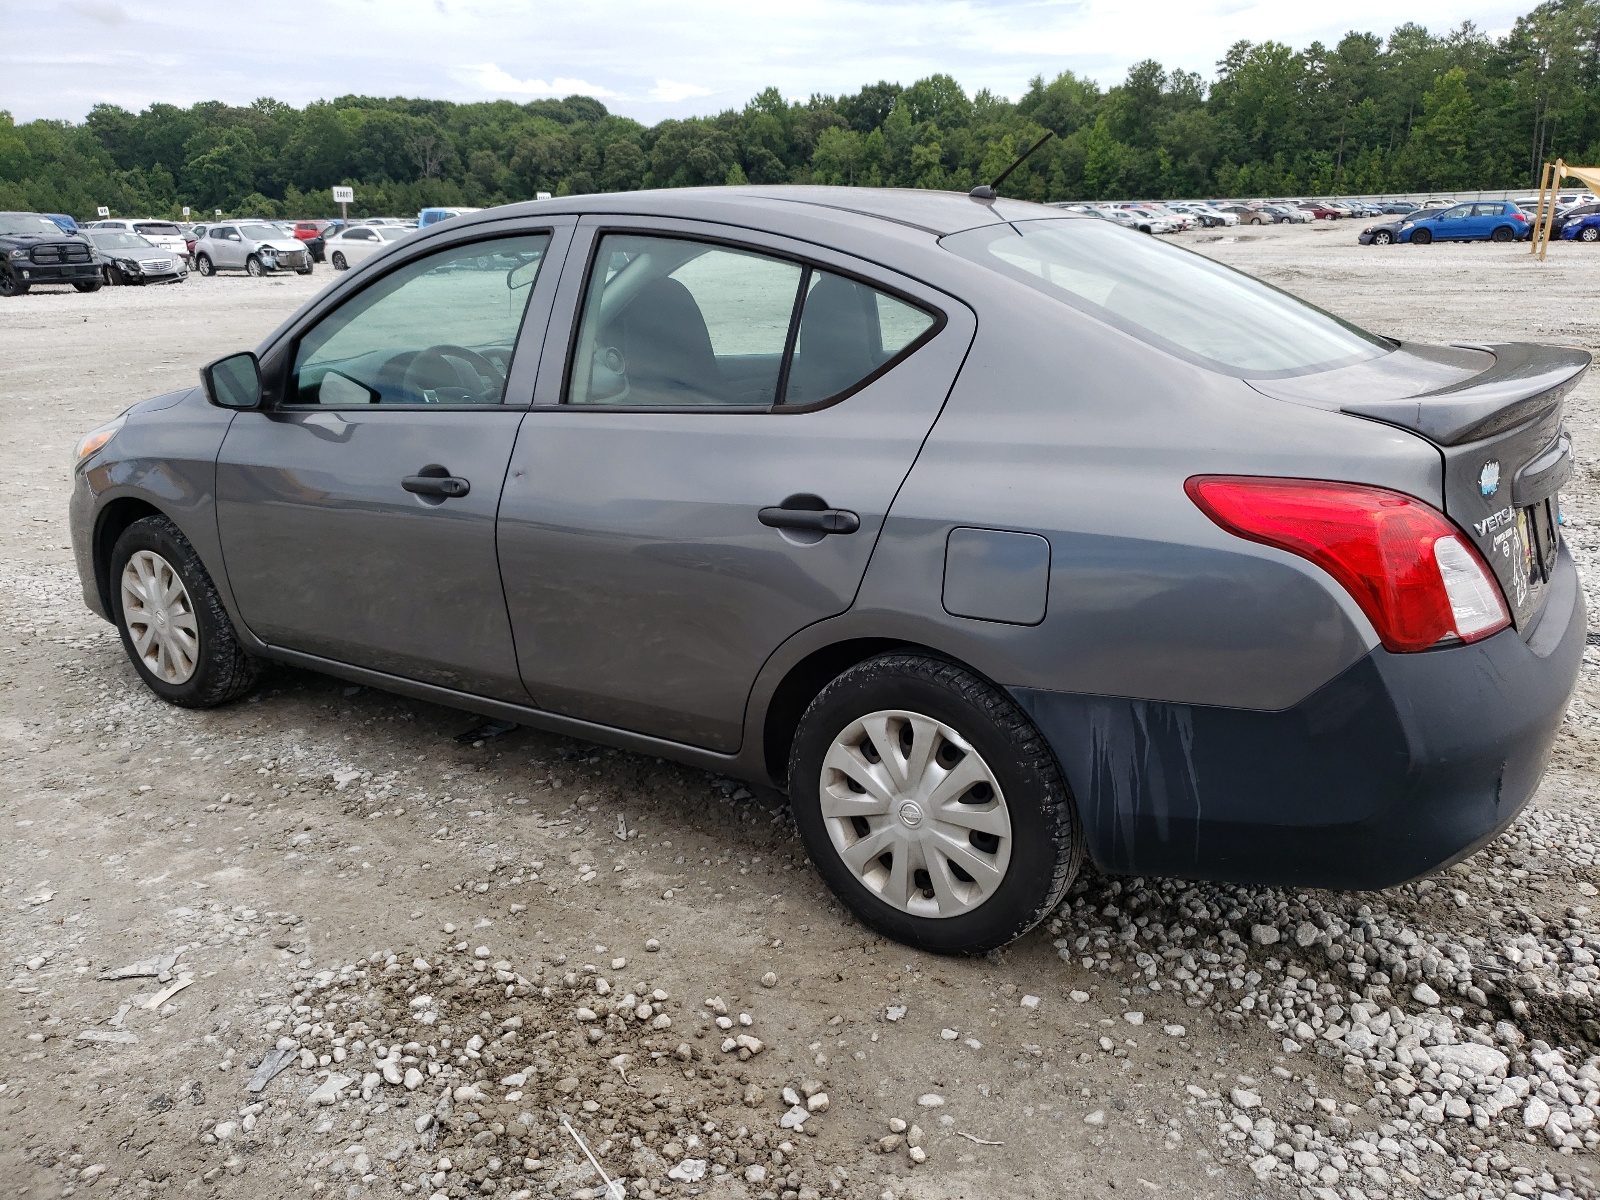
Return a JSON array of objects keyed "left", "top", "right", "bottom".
[{"left": 1250, "top": 342, "right": 1590, "bottom": 632}]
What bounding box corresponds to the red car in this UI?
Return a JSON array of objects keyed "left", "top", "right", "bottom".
[
  {"left": 1297, "top": 202, "right": 1342, "bottom": 220},
  {"left": 292, "top": 220, "right": 331, "bottom": 242}
]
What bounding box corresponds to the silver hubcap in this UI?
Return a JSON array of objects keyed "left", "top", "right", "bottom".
[
  {"left": 820, "top": 709, "right": 1012, "bottom": 918},
  {"left": 120, "top": 550, "right": 199, "bottom": 685}
]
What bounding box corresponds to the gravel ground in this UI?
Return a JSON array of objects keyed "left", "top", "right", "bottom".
[{"left": 2, "top": 224, "right": 1600, "bottom": 1200}]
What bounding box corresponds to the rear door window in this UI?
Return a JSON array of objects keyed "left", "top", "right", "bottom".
[{"left": 566, "top": 233, "right": 939, "bottom": 408}]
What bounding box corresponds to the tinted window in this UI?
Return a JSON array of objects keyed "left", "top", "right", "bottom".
[
  {"left": 568, "top": 234, "right": 802, "bottom": 407},
  {"left": 134, "top": 222, "right": 181, "bottom": 236},
  {"left": 1472, "top": 204, "right": 1504, "bottom": 217},
  {"left": 291, "top": 234, "right": 550, "bottom": 406},
  {"left": 784, "top": 271, "right": 936, "bottom": 405},
  {"left": 944, "top": 218, "right": 1388, "bottom": 378},
  {"left": 346, "top": 228, "right": 376, "bottom": 240}
]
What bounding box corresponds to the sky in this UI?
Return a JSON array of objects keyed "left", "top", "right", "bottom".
[{"left": 3, "top": 0, "right": 1527, "bottom": 125}]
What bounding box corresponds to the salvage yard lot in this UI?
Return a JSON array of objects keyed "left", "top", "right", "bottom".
[{"left": 3, "top": 220, "right": 1600, "bottom": 1200}]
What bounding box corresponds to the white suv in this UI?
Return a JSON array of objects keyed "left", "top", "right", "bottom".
[{"left": 192, "top": 222, "right": 313, "bottom": 277}]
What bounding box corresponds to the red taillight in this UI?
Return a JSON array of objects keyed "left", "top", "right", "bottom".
[
  {"left": 1513, "top": 212, "right": 1528, "bottom": 221},
  {"left": 1185, "top": 476, "right": 1511, "bottom": 653}
]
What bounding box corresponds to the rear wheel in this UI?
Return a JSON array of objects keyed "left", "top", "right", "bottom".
[
  {"left": 331, "top": 252, "right": 348, "bottom": 270},
  {"left": 1410, "top": 228, "right": 1433, "bottom": 244},
  {"left": 1492, "top": 226, "right": 1515, "bottom": 243},
  {"left": 1581, "top": 226, "right": 1600, "bottom": 243},
  {"left": 245, "top": 255, "right": 265, "bottom": 278},
  {"left": 789, "top": 653, "right": 1084, "bottom": 954},
  {"left": 195, "top": 254, "right": 214, "bottom": 277},
  {"left": 1372, "top": 230, "right": 1394, "bottom": 246},
  {"left": 110, "top": 516, "right": 260, "bottom": 708}
]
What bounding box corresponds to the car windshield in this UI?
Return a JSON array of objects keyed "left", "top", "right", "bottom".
[
  {"left": 0, "top": 214, "right": 69, "bottom": 237},
  {"left": 241, "top": 224, "right": 289, "bottom": 240},
  {"left": 90, "top": 231, "right": 154, "bottom": 250},
  {"left": 943, "top": 218, "right": 1390, "bottom": 378},
  {"left": 134, "top": 222, "right": 181, "bottom": 236}
]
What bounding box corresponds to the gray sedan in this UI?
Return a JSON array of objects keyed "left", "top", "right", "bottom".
[
  {"left": 86, "top": 229, "right": 188, "bottom": 286},
  {"left": 68, "top": 187, "right": 1586, "bottom": 953}
]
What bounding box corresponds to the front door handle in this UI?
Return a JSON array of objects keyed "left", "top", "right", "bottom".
[
  {"left": 758, "top": 495, "right": 860, "bottom": 535},
  {"left": 402, "top": 473, "right": 470, "bottom": 498}
]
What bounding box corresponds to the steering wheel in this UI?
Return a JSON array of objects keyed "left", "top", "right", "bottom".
[{"left": 400, "top": 344, "right": 506, "bottom": 404}]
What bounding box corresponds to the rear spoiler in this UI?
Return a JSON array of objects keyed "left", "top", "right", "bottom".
[{"left": 1340, "top": 343, "right": 1591, "bottom": 446}]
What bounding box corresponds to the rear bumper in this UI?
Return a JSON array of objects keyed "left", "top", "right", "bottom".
[{"left": 1012, "top": 544, "right": 1585, "bottom": 890}]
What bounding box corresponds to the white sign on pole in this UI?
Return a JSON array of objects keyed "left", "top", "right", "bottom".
[
  {"left": 96, "top": 206, "right": 110, "bottom": 218},
  {"left": 331, "top": 186, "right": 354, "bottom": 204},
  {"left": 536, "top": 191, "right": 552, "bottom": 201},
  {"left": 215, "top": 209, "right": 222, "bottom": 218},
  {"left": 182, "top": 206, "right": 191, "bottom": 218}
]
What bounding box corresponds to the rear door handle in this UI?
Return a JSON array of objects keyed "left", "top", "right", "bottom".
[
  {"left": 402, "top": 474, "right": 470, "bottom": 498},
  {"left": 758, "top": 496, "right": 860, "bottom": 535}
]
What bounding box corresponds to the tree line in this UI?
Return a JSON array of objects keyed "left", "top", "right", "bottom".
[{"left": 3, "top": 0, "right": 1599, "bottom": 220}]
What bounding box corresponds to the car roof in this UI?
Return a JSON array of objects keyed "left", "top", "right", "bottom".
[{"left": 466, "top": 185, "right": 1065, "bottom": 238}]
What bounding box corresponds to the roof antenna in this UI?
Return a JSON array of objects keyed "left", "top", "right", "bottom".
[{"left": 970, "top": 131, "right": 1055, "bottom": 201}]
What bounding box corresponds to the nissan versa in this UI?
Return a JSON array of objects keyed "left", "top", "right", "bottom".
[{"left": 69, "top": 187, "right": 1587, "bottom": 954}]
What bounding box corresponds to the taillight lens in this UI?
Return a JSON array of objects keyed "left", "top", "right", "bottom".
[{"left": 1186, "top": 476, "right": 1510, "bottom": 652}]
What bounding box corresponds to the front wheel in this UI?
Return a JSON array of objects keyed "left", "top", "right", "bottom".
[
  {"left": 73, "top": 279, "right": 103, "bottom": 293},
  {"left": 245, "top": 255, "right": 265, "bottom": 277},
  {"left": 1411, "top": 228, "right": 1433, "bottom": 244},
  {"left": 195, "top": 255, "right": 214, "bottom": 277},
  {"left": 110, "top": 516, "right": 260, "bottom": 708},
  {"left": 0, "top": 269, "right": 30, "bottom": 297},
  {"left": 1372, "top": 230, "right": 1394, "bottom": 246},
  {"left": 789, "top": 654, "right": 1084, "bottom": 954},
  {"left": 331, "top": 252, "right": 348, "bottom": 270},
  {"left": 1581, "top": 226, "right": 1600, "bottom": 243}
]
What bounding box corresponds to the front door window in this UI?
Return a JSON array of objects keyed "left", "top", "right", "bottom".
[{"left": 292, "top": 234, "right": 550, "bottom": 405}]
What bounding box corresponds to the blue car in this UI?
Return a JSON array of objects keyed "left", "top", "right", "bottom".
[
  {"left": 1397, "top": 201, "right": 1529, "bottom": 244},
  {"left": 1559, "top": 212, "right": 1600, "bottom": 243}
]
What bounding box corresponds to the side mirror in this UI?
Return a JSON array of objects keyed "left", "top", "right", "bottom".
[{"left": 201, "top": 351, "right": 262, "bottom": 410}]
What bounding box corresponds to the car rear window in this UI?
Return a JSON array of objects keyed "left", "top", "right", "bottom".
[
  {"left": 134, "top": 222, "right": 181, "bottom": 236},
  {"left": 943, "top": 218, "right": 1390, "bottom": 378}
]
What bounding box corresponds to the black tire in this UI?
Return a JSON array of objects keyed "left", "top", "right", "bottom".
[
  {"left": 73, "top": 279, "right": 103, "bottom": 293},
  {"left": 109, "top": 515, "right": 260, "bottom": 708},
  {"left": 297, "top": 267, "right": 314, "bottom": 275},
  {"left": 0, "top": 269, "right": 30, "bottom": 297},
  {"left": 1372, "top": 230, "right": 1393, "bottom": 246},
  {"left": 331, "top": 252, "right": 348, "bottom": 270},
  {"left": 245, "top": 255, "right": 265, "bottom": 278},
  {"left": 196, "top": 254, "right": 214, "bottom": 277},
  {"left": 788, "top": 653, "right": 1084, "bottom": 954},
  {"left": 1491, "top": 226, "right": 1514, "bottom": 243},
  {"left": 1411, "top": 228, "right": 1433, "bottom": 245},
  {"left": 1581, "top": 226, "right": 1600, "bottom": 243}
]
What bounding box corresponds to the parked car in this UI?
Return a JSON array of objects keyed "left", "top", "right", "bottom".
[
  {"left": 1297, "top": 202, "right": 1342, "bottom": 220},
  {"left": 1216, "top": 204, "right": 1272, "bottom": 225},
  {"left": 324, "top": 223, "right": 413, "bottom": 268},
  {"left": 419, "top": 206, "right": 484, "bottom": 229},
  {"left": 1378, "top": 202, "right": 1420, "bottom": 216},
  {"left": 1559, "top": 212, "right": 1600, "bottom": 242},
  {"left": 0, "top": 211, "right": 101, "bottom": 295},
  {"left": 1259, "top": 204, "right": 1312, "bottom": 224},
  {"left": 45, "top": 213, "right": 82, "bottom": 234},
  {"left": 89, "top": 219, "right": 191, "bottom": 266},
  {"left": 359, "top": 217, "right": 412, "bottom": 227},
  {"left": 192, "top": 223, "right": 313, "bottom": 276},
  {"left": 1547, "top": 201, "right": 1600, "bottom": 238},
  {"left": 85, "top": 229, "right": 188, "bottom": 285},
  {"left": 1176, "top": 203, "right": 1238, "bottom": 227},
  {"left": 1393, "top": 201, "right": 1529, "bottom": 245},
  {"left": 292, "top": 220, "right": 333, "bottom": 242},
  {"left": 68, "top": 187, "right": 1587, "bottom": 954}
]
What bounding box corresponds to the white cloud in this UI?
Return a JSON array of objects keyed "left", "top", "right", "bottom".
[
  {"left": 0, "top": 0, "right": 1532, "bottom": 123},
  {"left": 649, "top": 79, "right": 714, "bottom": 103},
  {"left": 461, "top": 63, "right": 619, "bottom": 100}
]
